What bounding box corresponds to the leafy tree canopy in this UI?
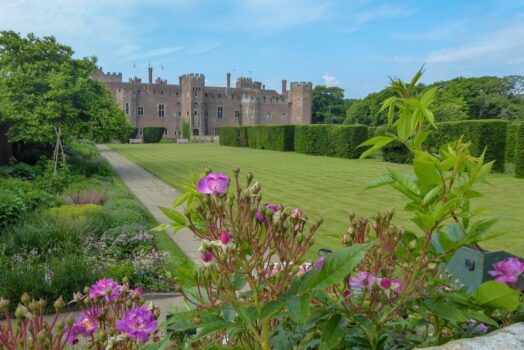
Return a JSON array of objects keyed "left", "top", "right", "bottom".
[
  {"left": 311, "top": 85, "right": 355, "bottom": 124},
  {"left": 0, "top": 31, "right": 132, "bottom": 144},
  {"left": 344, "top": 74, "right": 524, "bottom": 126}
]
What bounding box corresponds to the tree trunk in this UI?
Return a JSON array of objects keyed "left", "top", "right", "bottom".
[{"left": 0, "top": 123, "right": 13, "bottom": 165}]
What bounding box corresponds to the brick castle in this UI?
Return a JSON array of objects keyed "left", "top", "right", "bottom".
[{"left": 92, "top": 67, "right": 312, "bottom": 140}]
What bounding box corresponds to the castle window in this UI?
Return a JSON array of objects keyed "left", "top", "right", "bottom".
[
  {"left": 161, "top": 90, "right": 163, "bottom": 95},
  {"left": 266, "top": 112, "right": 272, "bottom": 120},
  {"left": 158, "top": 104, "right": 165, "bottom": 117},
  {"left": 205, "top": 93, "right": 208, "bottom": 97},
  {"left": 125, "top": 103, "right": 129, "bottom": 115},
  {"left": 234, "top": 110, "right": 240, "bottom": 119},
  {"left": 194, "top": 91, "right": 198, "bottom": 97},
  {"left": 178, "top": 111, "right": 181, "bottom": 117},
  {"left": 217, "top": 107, "right": 223, "bottom": 119},
  {"left": 193, "top": 109, "right": 198, "bottom": 116},
  {"left": 281, "top": 112, "right": 286, "bottom": 120},
  {"left": 137, "top": 106, "right": 144, "bottom": 116},
  {"left": 186, "top": 111, "right": 189, "bottom": 116},
  {"left": 164, "top": 128, "right": 167, "bottom": 136}
]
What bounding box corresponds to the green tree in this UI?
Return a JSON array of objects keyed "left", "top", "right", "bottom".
[
  {"left": 0, "top": 31, "right": 132, "bottom": 146},
  {"left": 311, "top": 85, "right": 347, "bottom": 124}
]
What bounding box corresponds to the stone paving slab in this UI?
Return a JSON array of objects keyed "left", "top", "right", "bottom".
[{"left": 97, "top": 145, "right": 201, "bottom": 266}]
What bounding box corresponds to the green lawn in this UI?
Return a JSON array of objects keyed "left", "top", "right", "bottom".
[{"left": 109, "top": 143, "right": 524, "bottom": 257}]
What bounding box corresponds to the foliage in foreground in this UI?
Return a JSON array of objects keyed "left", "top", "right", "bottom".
[{"left": 157, "top": 69, "right": 523, "bottom": 349}]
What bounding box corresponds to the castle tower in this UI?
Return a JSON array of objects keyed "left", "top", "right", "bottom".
[
  {"left": 289, "top": 82, "right": 312, "bottom": 124},
  {"left": 180, "top": 73, "right": 205, "bottom": 136}
]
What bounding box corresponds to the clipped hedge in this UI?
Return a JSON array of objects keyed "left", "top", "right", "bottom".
[
  {"left": 143, "top": 127, "right": 165, "bottom": 143},
  {"left": 515, "top": 123, "right": 524, "bottom": 178},
  {"left": 427, "top": 120, "right": 507, "bottom": 172},
  {"left": 294, "top": 125, "right": 368, "bottom": 159},
  {"left": 505, "top": 123, "right": 520, "bottom": 163},
  {"left": 218, "top": 126, "right": 242, "bottom": 147},
  {"left": 246, "top": 125, "right": 295, "bottom": 151}
]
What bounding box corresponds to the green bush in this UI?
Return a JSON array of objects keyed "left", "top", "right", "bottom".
[
  {"left": 102, "top": 198, "right": 149, "bottom": 227},
  {"left": 246, "top": 126, "right": 295, "bottom": 151},
  {"left": 219, "top": 127, "right": 242, "bottom": 147},
  {"left": 65, "top": 141, "right": 113, "bottom": 178},
  {"left": 295, "top": 125, "right": 368, "bottom": 158},
  {"left": 0, "top": 190, "right": 26, "bottom": 227},
  {"left": 182, "top": 121, "right": 190, "bottom": 140},
  {"left": 143, "top": 127, "right": 165, "bottom": 143},
  {"left": 506, "top": 123, "right": 520, "bottom": 163},
  {"left": 0, "top": 162, "right": 42, "bottom": 180},
  {"left": 427, "top": 119, "right": 507, "bottom": 172},
  {"left": 515, "top": 123, "right": 524, "bottom": 178}
]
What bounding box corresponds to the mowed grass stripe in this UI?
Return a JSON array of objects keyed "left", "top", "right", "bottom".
[{"left": 109, "top": 143, "right": 524, "bottom": 257}]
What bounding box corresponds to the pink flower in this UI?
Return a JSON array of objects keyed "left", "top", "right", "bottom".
[
  {"left": 315, "top": 256, "right": 325, "bottom": 269},
  {"left": 469, "top": 319, "right": 489, "bottom": 334},
  {"left": 265, "top": 264, "right": 279, "bottom": 277},
  {"left": 488, "top": 257, "right": 524, "bottom": 284},
  {"left": 256, "top": 210, "right": 267, "bottom": 223},
  {"left": 196, "top": 172, "right": 229, "bottom": 195},
  {"left": 264, "top": 203, "right": 278, "bottom": 213},
  {"left": 349, "top": 272, "right": 377, "bottom": 289},
  {"left": 378, "top": 278, "right": 402, "bottom": 292},
  {"left": 201, "top": 251, "right": 213, "bottom": 263},
  {"left": 290, "top": 208, "right": 303, "bottom": 219},
  {"left": 88, "top": 278, "right": 122, "bottom": 301},
  {"left": 116, "top": 307, "right": 157, "bottom": 342},
  {"left": 298, "top": 264, "right": 312, "bottom": 277},
  {"left": 66, "top": 311, "right": 99, "bottom": 344},
  {"left": 342, "top": 290, "right": 351, "bottom": 298},
  {"left": 220, "top": 231, "right": 232, "bottom": 245}
]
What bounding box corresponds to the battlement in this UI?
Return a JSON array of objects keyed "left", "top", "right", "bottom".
[
  {"left": 92, "top": 68, "right": 123, "bottom": 83},
  {"left": 290, "top": 81, "right": 312, "bottom": 88},
  {"left": 236, "top": 77, "right": 262, "bottom": 90},
  {"left": 155, "top": 77, "right": 168, "bottom": 85},
  {"left": 128, "top": 77, "right": 142, "bottom": 83},
  {"left": 179, "top": 73, "right": 205, "bottom": 85}
]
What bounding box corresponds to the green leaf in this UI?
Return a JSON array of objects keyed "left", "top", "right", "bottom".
[
  {"left": 259, "top": 300, "right": 285, "bottom": 322},
  {"left": 287, "top": 293, "right": 312, "bottom": 323},
  {"left": 464, "top": 310, "right": 498, "bottom": 327},
  {"left": 366, "top": 174, "right": 394, "bottom": 189},
  {"left": 424, "top": 300, "right": 469, "bottom": 323},
  {"left": 319, "top": 315, "right": 346, "bottom": 350},
  {"left": 358, "top": 136, "right": 394, "bottom": 159},
  {"left": 159, "top": 206, "right": 187, "bottom": 225},
  {"left": 413, "top": 151, "right": 441, "bottom": 187},
  {"left": 194, "top": 320, "right": 232, "bottom": 340},
  {"left": 464, "top": 219, "right": 498, "bottom": 244},
  {"left": 388, "top": 169, "right": 421, "bottom": 196},
  {"left": 172, "top": 191, "right": 192, "bottom": 208},
  {"left": 473, "top": 281, "right": 519, "bottom": 312},
  {"left": 422, "top": 185, "right": 441, "bottom": 205},
  {"left": 303, "top": 242, "right": 373, "bottom": 291}
]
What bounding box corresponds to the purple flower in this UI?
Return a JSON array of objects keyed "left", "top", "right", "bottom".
[
  {"left": 264, "top": 203, "right": 278, "bottom": 213},
  {"left": 196, "top": 173, "right": 229, "bottom": 195},
  {"left": 349, "top": 272, "right": 377, "bottom": 289},
  {"left": 315, "top": 256, "right": 325, "bottom": 269},
  {"left": 88, "top": 278, "right": 122, "bottom": 301},
  {"left": 290, "top": 208, "right": 303, "bottom": 219},
  {"left": 342, "top": 290, "right": 351, "bottom": 298},
  {"left": 116, "top": 307, "right": 157, "bottom": 342},
  {"left": 488, "top": 257, "right": 524, "bottom": 284},
  {"left": 469, "top": 319, "right": 489, "bottom": 334},
  {"left": 66, "top": 311, "right": 99, "bottom": 344},
  {"left": 379, "top": 278, "right": 402, "bottom": 292},
  {"left": 201, "top": 251, "right": 213, "bottom": 263},
  {"left": 220, "top": 231, "right": 232, "bottom": 245},
  {"left": 256, "top": 210, "right": 267, "bottom": 223}
]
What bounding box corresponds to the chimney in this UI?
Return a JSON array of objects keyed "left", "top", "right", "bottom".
[
  {"left": 226, "top": 72, "right": 231, "bottom": 95},
  {"left": 281, "top": 79, "right": 287, "bottom": 96},
  {"left": 148, "top": 66, "right": 153, "bottom": 84}
]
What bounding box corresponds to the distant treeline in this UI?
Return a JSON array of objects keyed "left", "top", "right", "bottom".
[{"left": 312, "top": 76, "right": 524, "bottom": 126}]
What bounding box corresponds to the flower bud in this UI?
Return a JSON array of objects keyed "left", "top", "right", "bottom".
[
  {"left": 341, "top": 233, "right": 351, "bottom": 245},
  {"left": 20, "top": 293, "right": 31, "bottom": 304},
  {"left": 427, "top": 262, "right": 437, "bottom": 270},
  {"left": 66, "top": 314, "right": 75, "bottom": 327},
  {"left": 233, "top": 166, "right": 240, "bottom": 175},
  {"left": 0, "top": 299, "right": 10, "bottom": 311},
  {"left": 193, "top": 315, "right": 201, "bottom": 325},
  {"left": 37, "top": 330, "right": 47, "bottom": 343},
  {"left": 348, "top": 211, "right": 355, "bottom": 220},
  {"left": 408, "top": 240, "right": 418, "bottom": 250},
  {"left": 38, "top": 299, "right": 46, "bottom": 311},
  {"left": 246, "top": 172, "right": 254, "bottom": 185},
  {"left": 204, "top": 167, "right": 212, "bottom": 175},
  {"left": 15, "top": 305, "right": 26, "bottom": 319},
  {"left": 53, "top": 297, "right": 65, "bottom": 312}
]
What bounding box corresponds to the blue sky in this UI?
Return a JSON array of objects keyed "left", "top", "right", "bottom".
[{"left": 2, "top": 0, "right": 524, "bottom": 98}]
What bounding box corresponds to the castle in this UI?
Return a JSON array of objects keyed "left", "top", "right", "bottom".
[{"left": 92, "top": 67, "right": 312, "bottom": 140}]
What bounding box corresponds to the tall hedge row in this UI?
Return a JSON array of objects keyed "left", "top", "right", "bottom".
[
  {"left": 246, "top": 126, "right": 295, "bottom": 151},
  {"left": 294, "top": 125, "right": 368, "bottom": 159},
  {"left": 143, "top": 127, "right": 165, "bottom": 143},
  {"left": 219, "top": 126, "right": 242, "bottom": 147},
  {"left": 505, "top": 123, "right": 520, "bottom": 163},
  {"left": 427, "top": 120, "right": 507, "bottom": 172},
  {"left": 515, "top": 124, "right": 524, "bottom": 178}
]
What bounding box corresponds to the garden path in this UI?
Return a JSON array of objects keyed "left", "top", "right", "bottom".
[{"left": 96, "top": 145, "right": 202, "bottom": 266}]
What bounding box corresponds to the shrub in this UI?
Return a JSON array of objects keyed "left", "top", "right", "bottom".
[
  {"left": 65, "top": 141, "right": 113, "bottom": 178},
  {"left": 0, "top": 162, "right": 41, "bottom": 180},
  {"left": 427, "top": 119, "right": 508, "bottom": 172},
  {"left": 142, "top": 127, "right": 165, "bottom": 143},
  {"left": 0, "top": 190, "right": 26, "bottom": 227},
  {"left": 506, "top": 122, "right": 520, "bottom": 163},
  {"left": 295, "top": 125, "right": 368, "bottom": 158},
  {"left": 102, "top": 198, "right": 148, "bottom": 227},
  {"left": 182, "top": 121, "right": 190, "bottom": 139},
  {"left": 246, "top": 125, "right": 295, "bottom": 151},
  {"left": 515, "top": 123, "right": 524, "bottom": 178},
  {"left": 68, "top": 189, "right": 112, "bottom": 205},
  {"left": 218, "top": 126, "right": 242, "bottom": 147}
]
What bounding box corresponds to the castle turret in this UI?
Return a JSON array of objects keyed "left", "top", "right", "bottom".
[
  {"left": 148, "top": 66, "right": 153, "bottom": 84},
  {"left": 226, "top": 72, "right": 231, "bottom": 95},
  {"left": 281, "top": 79, "right": 287, "bottom": 96},
  {"left": 289, "top": 82, "right": 312, "bottom": 124},
  {"left": 180, "top": 73, "right": 206, "bottom": 136}
]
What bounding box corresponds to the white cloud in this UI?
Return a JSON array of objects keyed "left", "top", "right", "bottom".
[{"left": 322, "top": 74, "right": 340, "bottom": 87}]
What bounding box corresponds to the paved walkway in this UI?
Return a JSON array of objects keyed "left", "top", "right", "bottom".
[{"left": 97, "top": 145, "right": 201, "bottom": 266}]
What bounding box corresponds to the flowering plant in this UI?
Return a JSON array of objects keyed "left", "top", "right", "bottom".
[
  {"left": 0, "top": 278, "right": 160, "bottom": 350},
  {"left": 158, "top": 69, "right": 523, "bottom": 350}
]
